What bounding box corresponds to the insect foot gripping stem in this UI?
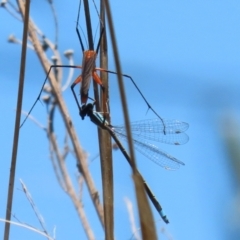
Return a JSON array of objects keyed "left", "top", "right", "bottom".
[
  {"left": 79, "top": 103, "right": 94, "bottom": 120},
  {"left": 79, "top": 104, "right": 88, "bottom": 120}
]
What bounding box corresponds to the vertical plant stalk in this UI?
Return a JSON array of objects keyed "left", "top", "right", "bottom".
[
  {"left": 4, "top": 0, "right": 30, "bottom": 239},
  {"left": 103, "top": 0, "right": 157, "bottom": 239},
  {"left": 17, "top": 0, "right": 104, "bottom": 227},
  {"left": 99, "top": 1, "right": 114, "bottom": 239},
  {"left": 82, "top": 0, "right": 114, "bottom": 238},
  {"left": 82, "top": 0, "right": 100, "bottom": 108}
]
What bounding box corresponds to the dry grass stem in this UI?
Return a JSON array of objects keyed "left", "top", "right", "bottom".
[
  {"left": 103, "top": 0, "right": 157, "bottom": 238},
  {"left": 17, "top": 0, "right": 104, "bottom": 226},
  {"left": 124, "top": 197, "right": 141, "bottom": 240},
  {"left": 48, "top": 130, "right": 95, "bottom": 240},
  {"left": 19, "top": 179, "right": 49, "bottom": 237},
  {"left": 4, "top": 0, "right": 30, "bottom": 239}
]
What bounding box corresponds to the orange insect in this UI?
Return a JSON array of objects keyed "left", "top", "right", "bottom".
[
  {"left": 21, "top": 0, "right": 166, "bottom": 132},
  {"left": 71, "top": 0, "right": 105, "bottom": 108},
  {"left": 20, "top": 0, "right": 106, "bottom": 127}
]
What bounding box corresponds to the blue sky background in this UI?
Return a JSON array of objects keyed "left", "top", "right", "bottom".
[{"left": 1, "top": 0, "right": 240, "bottom": 239}]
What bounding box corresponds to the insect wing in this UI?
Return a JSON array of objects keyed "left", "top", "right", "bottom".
[
  {"left": 81, "top": 51, "right": 97, "bottom": 96},
  {"left": 113, "top": 119, "right": 189, "bottom": 145},
  {"left": 115, "top": 131, "right": 185, "bottom": 170}
]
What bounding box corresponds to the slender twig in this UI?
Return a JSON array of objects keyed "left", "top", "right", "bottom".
[
  {"left": 47, "top": 105, "right": 67, "bottom": 191},
  {"left": 22, "top": 103, "right": 95, "bottom": 239},
  {"left": 17, "top": 0, "right": 104, "bottom": 226},
  {"left": 1, "top": 1, "right": 22, "bottom": 21},
  {"left": 61, "top": 50, "right": 74, "bottom": 91},
  {"left": 83, "top": 0, "right": 94, "bottom": 50},
  {"left": 8, "top": 34, "right": 34, "bottom": 49},
  {"left": 48, "top": 129, "right": 95, "bottom": 240},
  {"left": 19, "top": 179, "right": 50, "bottom": 238},
  {"left": 103, "top": 0, "right": 157, "bottom": 239},
  {"left": 82, "top": 0, "right": 100, "bottom": 109},
  {"left": 46, "top": 0, "right": 59, "bottom": 46},
  {"left": 82, "top": 1, "right": 114, "bottom": 238},
  {"left": 98, "top": 1, "right": 114, "bottom": 239},
  {"left": 161, "top": 227, "right": 174, "bottom": 240},
  {"left": 4, "top": 1, "right": 30, "bottom": 239},
  {"left": 0, "top": 219, "right": 55, "bottom": 240},
  {"left": 46, "top": 100, "right": 95, "bottom": 239},
  {"left": 21, "top": 110, "right": 46, "bottom": 129},
  {"left": 124, "top": 197, "right": 141, "bottom": 240}
]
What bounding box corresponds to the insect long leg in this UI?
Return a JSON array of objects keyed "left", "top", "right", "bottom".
[
  {"left": 20, "top": 65, "right": 82, "bottom": 128},
  {"left": 96, "top": 26, "right": 104, "bottom": 54},
  {"left": 76, "top": 0, "right": 85, "bottom": 52},
  {"left": 95, "top": 67, "right": 167, "bottom": 134},
  {"left": 71, "top": 75, "right": 83, "bottom": 111}
]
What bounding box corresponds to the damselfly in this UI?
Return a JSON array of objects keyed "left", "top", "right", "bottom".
[
  {"left": 80, "top": 103, "right": 188, "bottom": 223},
  {"left": 81, "top": 103, "right": 189, "bottom": 170}
]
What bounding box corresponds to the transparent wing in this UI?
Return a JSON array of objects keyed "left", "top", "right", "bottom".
[
  {"left": 115, "top": 132, "right": 185, "bottom": 170},
  {"left": 113, "top": 119, "right": 189, "bottom": 145}
]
